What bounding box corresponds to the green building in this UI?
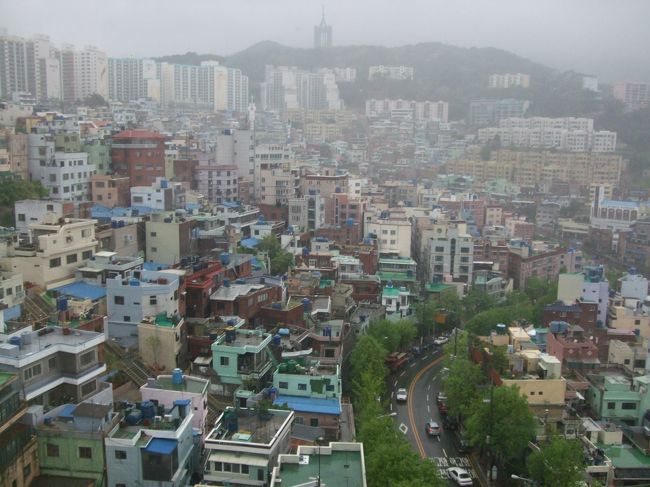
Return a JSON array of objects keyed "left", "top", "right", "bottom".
[
  {"left": 83, "top": 139, "right": 111, "bottom": 175},
  {"left": 587, "top": 373, "right": 650, "bottom": 426},
  {"left": 36, "top": 396, "right": 119, "bottom": 486}
]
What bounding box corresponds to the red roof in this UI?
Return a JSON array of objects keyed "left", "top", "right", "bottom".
[{"left": 112, "top": 129, "right": 166, "bottom": 140}]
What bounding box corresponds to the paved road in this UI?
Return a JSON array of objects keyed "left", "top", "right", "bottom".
[{"left": 388, "top": 347, "right": 482, "bottom": 486}]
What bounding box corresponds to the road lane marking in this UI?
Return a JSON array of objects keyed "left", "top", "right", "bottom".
[
  {"left": 443, "top": 448, "right": 448, "bottom": 458},
  {"left": 427, "top": 405, "right": 430, "bottom": 413},
  {"left": 427, "top": 384, "right": 431, "bottom": 391},
  {"left": 399, "top": 423, "right": 409, "bottom": 434},
  {"left": 426, "top": 394, "right": 429, "bottom": 402},
  {"left": 399, "top": 371, "right": 405, "bottom": 378},
  {"left": 390, "top": 403, "right": 393, "bottom": 411},
  {"left": 391, "top": 392, "right": 394, "bottom": 398},
  {"left": 409, "top": 362, "right": 416, "bottom": 368},
  {"left": 433, "top": 374, "right": 438, "bottom": 381},
  {"left": 407, "top": 354, "right": 445, "bottom": 459}
]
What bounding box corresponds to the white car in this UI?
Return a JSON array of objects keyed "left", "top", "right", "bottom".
[
  {"left": 448, "top": 467, "right": 473, "bottom": 486},
  {"left": 434, "top": 336, "right": 449, "bottom": 345},
  {"left": 396, "top": 388, "right": 408, "bottom": 402}
]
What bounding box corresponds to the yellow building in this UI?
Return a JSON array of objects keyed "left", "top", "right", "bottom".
[{"left": 138, "top": 315, "right": 186, "bottom": 372}]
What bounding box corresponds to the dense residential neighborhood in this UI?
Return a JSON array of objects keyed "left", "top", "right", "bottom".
[{"left": 1, "top": 5, "right": 650, "bottom": 487}]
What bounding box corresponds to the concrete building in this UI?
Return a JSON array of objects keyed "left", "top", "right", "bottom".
[
  {"left": 111, "top": 129, "right": 166, "bottom": 187},
  {"left": 14, "top": 199, "right": 74, "bottom": 238},
  {"left": 300, "top": 168, "right": 349, "bottom": 199},
  {"left": 204, "top": 407, "right": 293, "bottom": 486},
  {"left": 145, "top": 211, "right": 193, "bottom": 265},
  {"left": 583, "top": 75, "right": 599, "bottom": 92},
  {"left": 288, "top": 193, "right": 325, "bottom": 231},
  {"left": 195, "top": 164, "right": 239, "bottom": 205},
  {"left": 104, "top": 400, "right": 196, "bottom": 487},
  {"left": 613, "top": 81, "right": 650, "bottom": 110},
  {"left": 0, "top": 372, "right": 38, "bottom": 487},
  {"left": 210, "top": 281, "right": 281, "bottom": 320},
  {"left": 507, "top": 243, "right": 566, "bottom": 290},
  {"left": 73, "top": 46, "right": 108, "bottom": 100},
  {"left": 423, "top": 218, "right": 474, "bottom": 284},
  {"left": 141, "top": 373, "right": 210, "bottom": 439},
  {"left": 211, "top": 328, "right": 273, "bottom": 393},
  {"left": 138, "top": 315, "right": 187, "bottom": 372},
  {"left": 558, "top": 266, "right": 610, "bottom": 326},
  {"left": 365, "top": 99, "right": 448, "bottom": 122},
  {"left": 216, "top": 128, "right": 255, "bottom": 181},
  {"left": 107, "top": 57, "right": 150, "bottom": 102},
  {"left": 618, "top": 271, "right": 649, "bottom": 301},
  {"left": 365, "top": 212, "right": 412, "bottom": 258},
  {"left": 260, "top": 66, "right": 342, "bottom": 112},
  {"left": 0, "top": 324, "right": 106, "bottom": 405},
  {"left": 368, "top": 65, "right": 414, "bottom": 80},
  {"left": 90, "top": 174, "right": 130, "bottom": 208},
  {"left": 270, "top": 442, "right": 366, "bottom": 487},
  {"left": 488, "top": 73, "right": 530, "bottom": 89},
  {"left": 4, "top": 217, "right": 97, "bottom": 289},
  {"left": 468, "top": 99, "right": 529, "bottom": 126},
  {"left": 106, "top": 268, "right": 183, "bottom": 340},
  {"left": 382, "top": 283, "right": 412, "bottom": 318},
  {"left": 36, "top": 391, "right": 118, "bottom": 487},
  {"left": 131, "top": 177, "right": 186, "bottom": 210},
  {"left": 587, "top": 373, "right": 650, "bottom": 426},
  {"left": 254, "top": 146, "right": 299, "bottom": 205}
]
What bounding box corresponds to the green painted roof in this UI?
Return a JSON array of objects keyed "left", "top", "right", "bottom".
[
  {"left": 0, "top": 372, "right": 16, "bottom": 388},
  {"left": 425, "top": 283, "right": 454, "bottom": 293},
  {"left": 377, "top": 271, "right": 416, "bottom": 282},
  {"left": 378, "top": 257, "right": 416, "bottom": 265},
  {"left": 155, "top": 314, "right": 175, "bottom": 327},
  {"left": 276, "top": 450, "right": 364, "bottom": 487},
  {"left": 382, "top": 287, "right": 401, "bottom": 297},
  {"left": 597, "top": 443, "right": 650, "bottom": 469}
]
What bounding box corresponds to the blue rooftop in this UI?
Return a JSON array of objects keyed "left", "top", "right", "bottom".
[
  {"left": 144, "top": 438, "right": 177, "bottom": 455},
  {"left": 143, "top": 262, "right": 170, "bottom": 271},
  {"left": 53, "top": 282, "right": 106, "bottom": 301},
  {"left": 599, "top": 200, "right": 639, "bottom": 209},
  {"left": 58, "top": 404, "right": 77, "bottom": 419},
  {"left": 220, "top": 201, "right": 241, "bottom": 209},
  {"left": 273, "top": 395, "right": 341, "bottom": 415},
  {"left": 240, "top": 237, "right": 260, "bottom": 249}
]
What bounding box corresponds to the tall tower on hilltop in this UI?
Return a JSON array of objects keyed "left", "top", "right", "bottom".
[{"left": 313, "top": 6, "right": 333, "bottom": 49}]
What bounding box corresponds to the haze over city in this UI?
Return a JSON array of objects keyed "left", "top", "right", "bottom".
[{"left": 3, "top": 0, "right": 650, "bottom": 81}]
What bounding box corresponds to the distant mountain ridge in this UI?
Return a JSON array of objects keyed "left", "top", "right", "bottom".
[{"left": 155, "top": 41, "right": 599, "bottom": 119}]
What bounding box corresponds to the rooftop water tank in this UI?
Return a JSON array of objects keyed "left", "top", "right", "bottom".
[
  {"left": 172, "top": 368, "right": 183, "bottom": 385},
  {"left": 225, "top": 327, "right": 236, "bottom": 343},
  {"left": 57, "top": 297, "right": 68, "bottom": 311},
  {"left": 220, "top": 253, "right": 230, "bottom": 265},
  {"left": 273, "top": 334, "right": 281, "bottom": 346}
]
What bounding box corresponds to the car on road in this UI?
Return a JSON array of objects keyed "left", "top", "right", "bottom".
[
  {"left": 448, "top": 467, "right": 473, "bottom": 486},
  {"left": 434, "top": 336, "right": 449, "bottom": 345},
  {"left": 454, "top": 435, "right": 471, "bottom": 454},
  {"left": 396, "top": 388, "right": 408, "bottom": 402},
  {"left": 437, "top": 392, "right": 447, "bottom": 403},
  {"left": 425, "top": 420, "right": 441, "bottom": 436}
]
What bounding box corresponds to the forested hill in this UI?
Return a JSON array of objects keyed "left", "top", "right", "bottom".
[{"left": 155, "top": 41, "right": 602, "bottom": 119}]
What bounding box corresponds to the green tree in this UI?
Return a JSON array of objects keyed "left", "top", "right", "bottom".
[
  {"left": 465, "top": 304, "right": 533, "bottom": 335},
  {"left": 528, "top": 438, "right": 585, "bottom": 487},
  {"left": 256, "top": 234, "right": 293, "bottom": 275},
  {"left": 367, "top": 319, "right": 417, "bottom": 353},
  {"left": 524, "top": 276, "right": 550, "bottom": 303},
  {"left": 0, "top": 179, "right": 50, "bottom": 227},
  {"left": 461, "top": 288, "right": 497, "bottom": 320},
  {"left": 349, "top": 335, "right": 388, "bottom": 382},
  {"left": 442, "top": 357, "right": 486, "bottom": 418},
  {"left": 82, "top": 93, "right": 108, "bottom": 107},
  {"left": 270, "top": 251, "right": 293, "bottom": 275},
  {"left": 256, "top": 234, "right": 281, "bottom": 258},
  {"left": 465, "top": 385, "right": 536, "bottom": 467}
]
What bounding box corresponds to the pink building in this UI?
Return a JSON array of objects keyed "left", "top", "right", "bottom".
[
  {"left": 90, "top": 174, "right": 131, "bottom": 208},
  {"left": 140, "top": 372, "right": 210, "bottom": 442},
  {"left": 546, "top": 326, "right": 600, "bottom": 370}
]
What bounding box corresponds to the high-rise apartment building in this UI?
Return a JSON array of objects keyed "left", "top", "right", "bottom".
[
  {"left": 613, "top": 82, "right": 650, "bottom": 110},
  {"left": 488, "top": 73, "right": 530, "bottom": 89},
  {"left": 469, "top": 99, "right": 529, "bottom": 126},
  {"left": 216, "top": 128, "right": 255, "bottom": 180},
  {"left": 261, "top": 66, "right": 342, "bottom": 112},
  {"left": 73, "top": 45, "right": 108, "bottom": 100},
  {"left": 365, "top": 99, "right": 449, "bottom": 122},
  {"left": 108, "top": 57, "right": 148, "bottom": 101}
]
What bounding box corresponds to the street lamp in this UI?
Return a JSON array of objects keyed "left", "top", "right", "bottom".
[
  {"left": 316, "top": 436, "right": 324, "bottom": 487},
  {"left": 376, "top": 412, "right": 398, "bottom": 419},
  {"left": 511, "top": 474, "right": 535, "bottom": 484}
]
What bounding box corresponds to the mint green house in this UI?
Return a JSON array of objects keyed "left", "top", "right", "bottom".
[
  {"left": 37, "top": 400, "right": 120, "bottom": 486},
  {"left": 587, "top": 374, "right": 650, "bottom": 426},
  {"left": 211, "top": 328, "right": 274, "bottom": 397}
]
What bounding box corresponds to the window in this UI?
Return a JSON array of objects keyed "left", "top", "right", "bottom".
[
  {"left": 114, "top": 296, "right": 124, "bottom": 305},
  {"left": 82, "top": 250, "right": 92, "bottom": 259},
  {"left": 310, "top": 418, "right": 319, "bottom": 427},
  {"left": 220, "top": 356, "right": 229, "bottom": 366},
  {"left": 81, "top": 380, "right": 96, "bottom": 396},
  {"left": 17, "top": 214, "right": 25, "bottom": 222},
  {"left": 116, "top": 484, "right": 127, "bottom": 487},
  {"left": 66, "top": 253, "right": 78, "bottom": 264},
  {"left": 607, "top": 402, "right": 615, "bottom": 410},
  {"left": 80, "top": 350, "right": 95, "bottom": 366},
  {"left": 150, "top": 232, "right": 157, "bottom": 237},
  {"left": 242, "top": 464, "right": 249, "bottom": 474},
  {"left": 622, "top": 403, "right": 637, "bottom": 410},
  {"left": 48, "top": 357, "right": 57, "bottom": 369},
  {"left": 151, "top": 247, "right": 157, "bottom": 252},
  {"left": 279, "top": 381, "right": 289, "bottom": 389},
  {"left": 149, "top": 296, "right": 157, "bottom": 305},
  {"left": 298, "top": 383, "right": 307, "bottom": 391},
  {"left": 23, "top": 464, "right": 31, "bottom": 479},
  {"left": 47, "top": 443, "right": 60, "bottom": 457},
  {"left": 24, "top": 364, "right": 42, "bottom": 381},
  {"left": 50, "top": 257, "right": 61, "bottom": 268},
  {"left": 79, "top": 447, "right": 92, "bottom": 459},
  {"left": 326, "top": 384, "right": 335, "bottom": 392},
  {"left": 115, "top": 450, "right": 127, "bottom": 460}
]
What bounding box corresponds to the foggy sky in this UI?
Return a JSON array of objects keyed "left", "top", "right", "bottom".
[{"left": 2, "top": 0, "right": 649, "bottom": 82}]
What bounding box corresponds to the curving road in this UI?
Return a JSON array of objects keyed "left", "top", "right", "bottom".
[{"left": 388, "top": 347, "right": 483, "bottom": 486}]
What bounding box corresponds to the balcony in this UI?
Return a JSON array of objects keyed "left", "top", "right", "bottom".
[{"left": 0, "top": 423, "right": 35, "bottom": 472}]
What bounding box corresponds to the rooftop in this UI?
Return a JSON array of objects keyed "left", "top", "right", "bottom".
[
  {"left": 142, "top": 374, "right": 209, "bottom": 395},
  {"left": 214, "top": 329, "right": 270, "bottom": 348},
  {"left": 273, "top": 444, "right": 365, "bottom": 487},
  {"left": 112, "top": 129, "right": 166, "bottom": 140},
  {"left": 0, "top": 371, "right": 17, "bottom": 388},
  {"left": 210, "top": 283, "right": 266, "bottom": 301},
  {"left": 0, "top": 326, "right": 104, "bottom": 361},
  {"left": 597, "top": 442, "right": 650, "bottom": 470},
  {"left": 209, "top": 407, "right": 292, "bottom": 445},
  {"left": 377, "top": 271, "right": 416, "bottom": 282},
  {"left": 52, "top": 281, "right": 107, "bottom": 301},
  {"left": 273, "top": 395, "right": 341, "bottom": 415}
]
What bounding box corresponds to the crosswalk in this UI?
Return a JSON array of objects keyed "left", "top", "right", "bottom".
[{"left": 433, "top": 456, "right": 477, "bottom": 480}]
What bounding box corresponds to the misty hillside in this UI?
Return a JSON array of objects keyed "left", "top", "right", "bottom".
[{"left": 156, "top": 41, "right": 602, "bottom": 119}]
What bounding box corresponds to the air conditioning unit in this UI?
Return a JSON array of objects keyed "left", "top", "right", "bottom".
[{"left": 164, "top": 414, "right": 174, "bottom": 422}]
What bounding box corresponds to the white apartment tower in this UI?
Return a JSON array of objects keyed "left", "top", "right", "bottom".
[{"left": 74, "top": 45, "right": 108, "bottom": 100}]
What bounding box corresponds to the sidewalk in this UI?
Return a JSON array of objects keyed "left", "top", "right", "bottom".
[{"left": 468, "top": 452, "right": 490, "bottom": 487}]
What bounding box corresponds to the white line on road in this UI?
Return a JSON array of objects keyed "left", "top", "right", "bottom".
[
  {"left": 409, "top": 362, "right": 416, "bottom": 368},
  {"left": 427, "top": 384, "right": 431, "bottom": 391},
  {"left": 399, "top": 371, "right": 405, "bottom": 378},
  {"left": 426, "top": 394, "right": 429, "bottom": 403},
  {"left": 427, "top": 405, "right": 430, "bottom": 413},
  {"left": 390, "top": 403, "right": 393, "bottom": 411},
  {"left": 433, "top": 374, "right": 438, "bottom": 381},
  {"left": 443, "top": 448, "right": 448, "bottom": 457},
  {"left": 394, "top": 380, "right": 398, "bottom": 387},
  {"left": 437, "top": 436, "right": 441, "bottom": 442},
  {"left": 391, "top": 392, "right": 394, "bottom": 399}
]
